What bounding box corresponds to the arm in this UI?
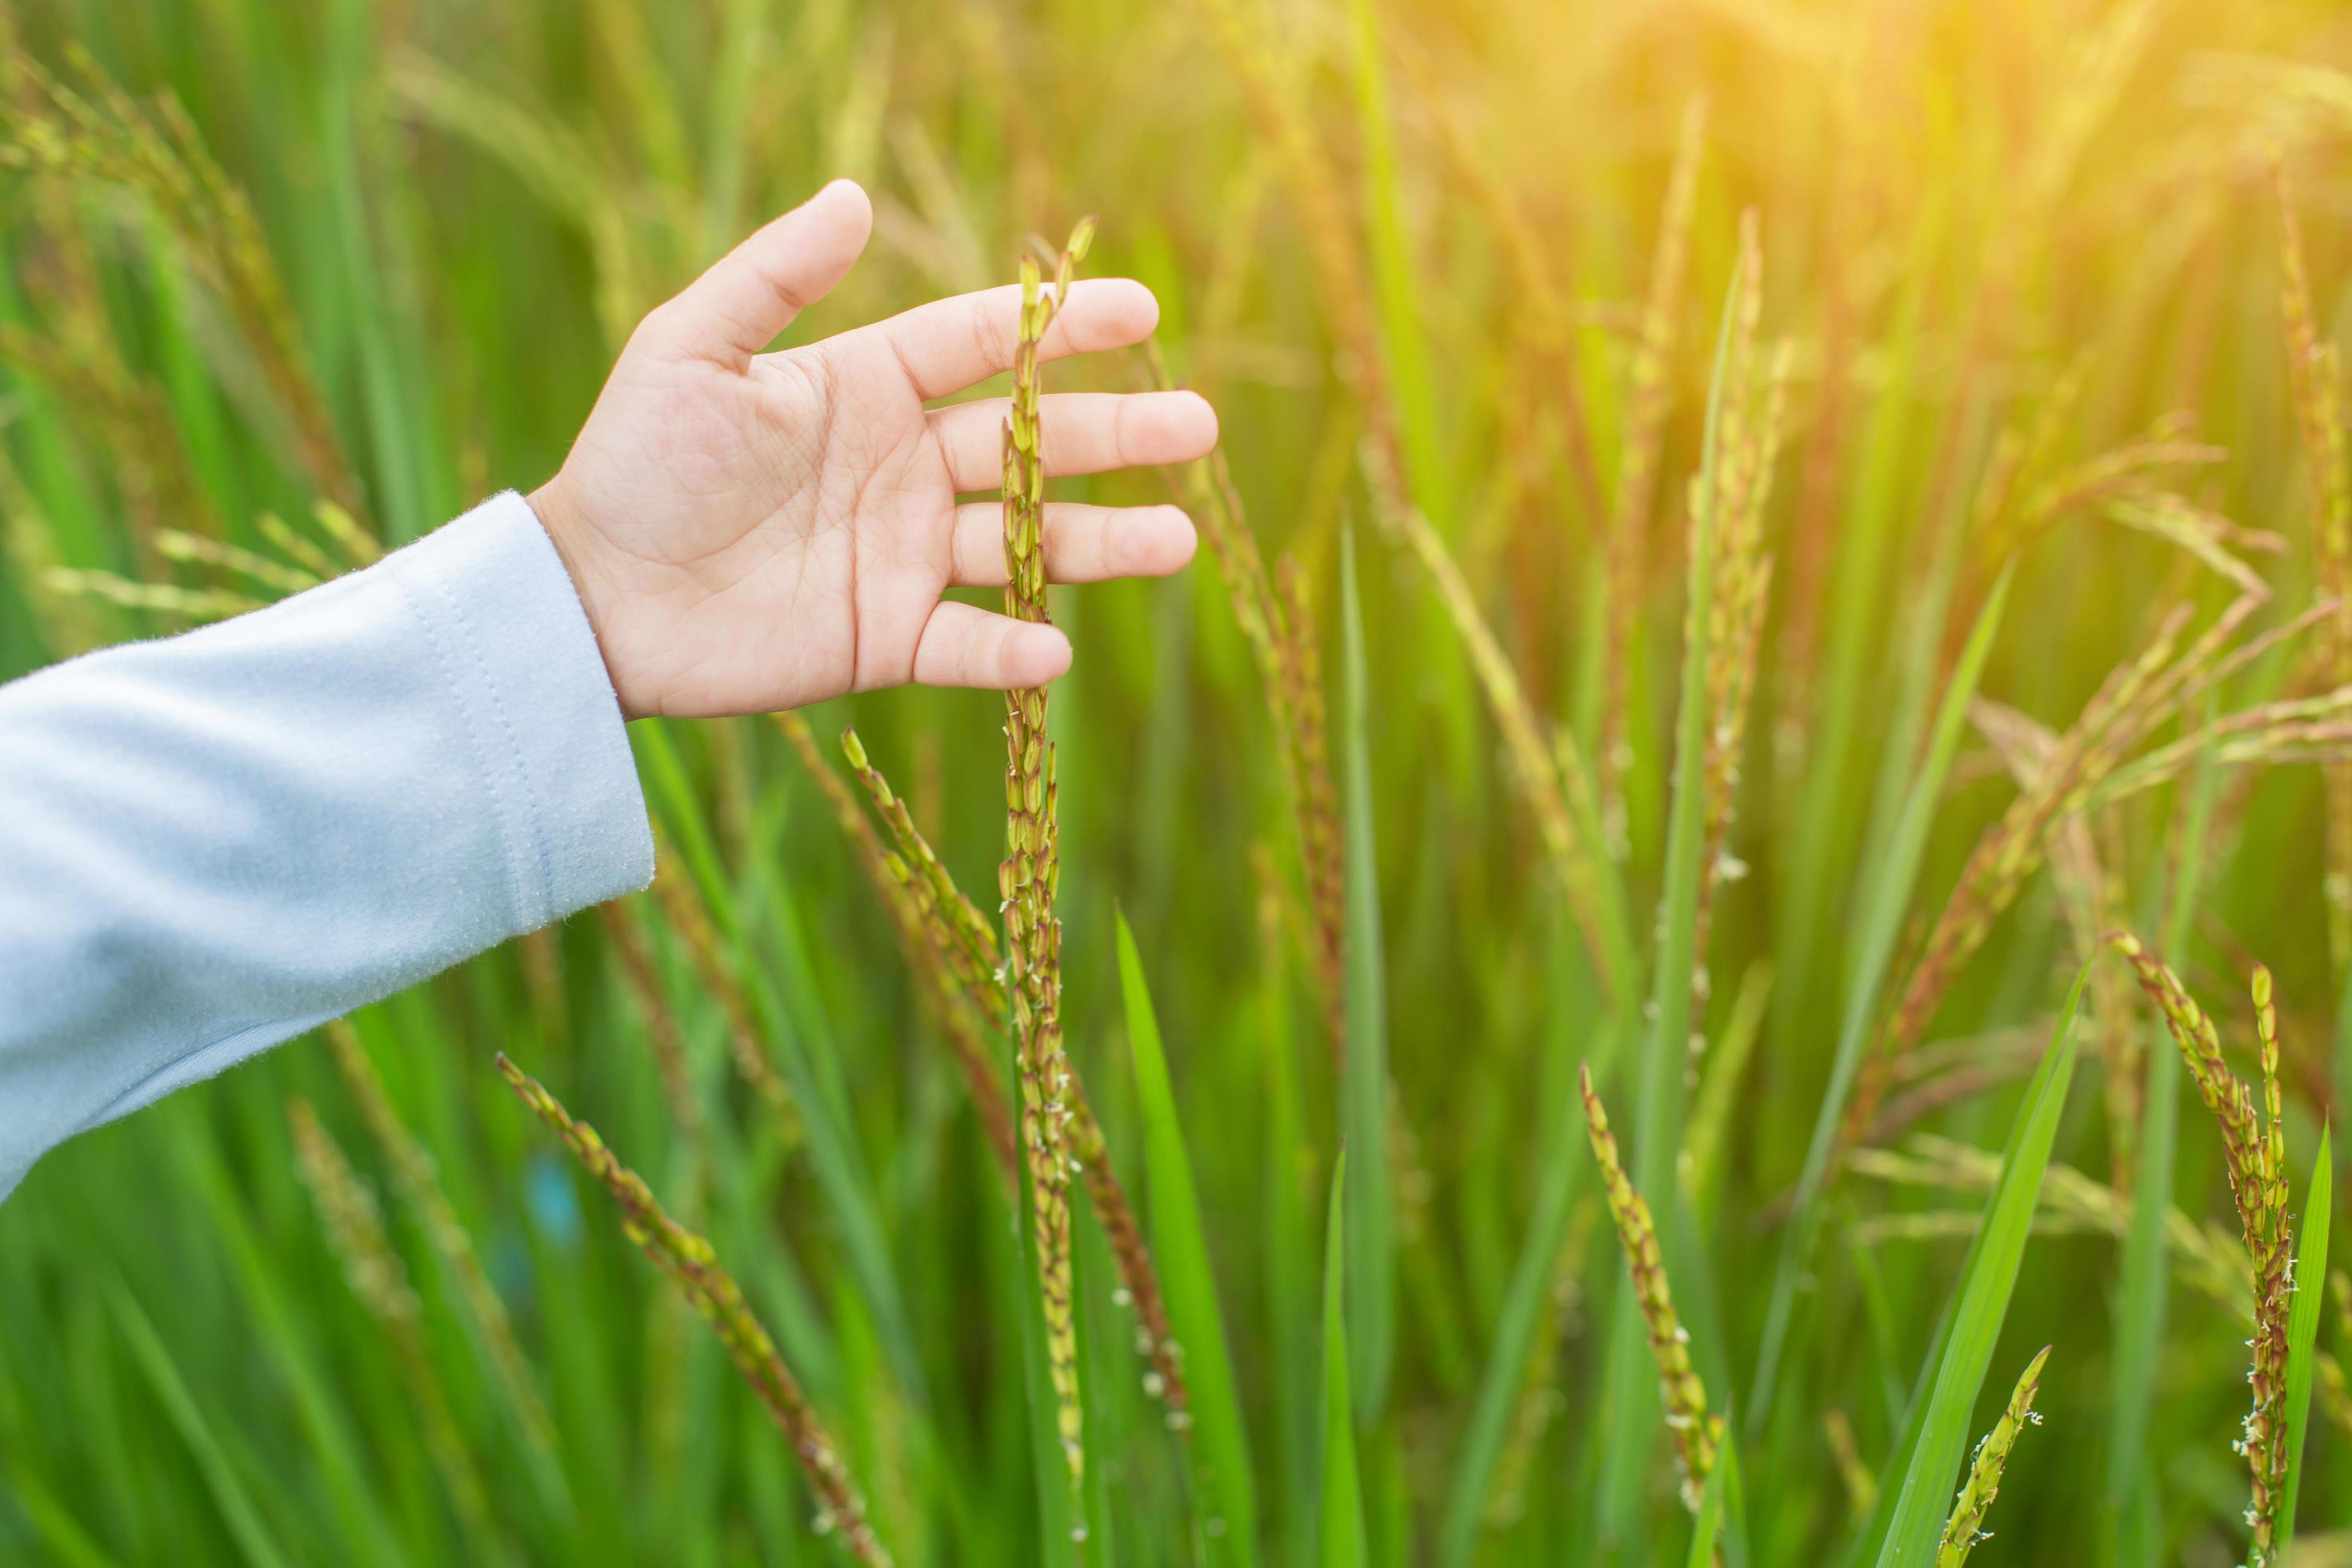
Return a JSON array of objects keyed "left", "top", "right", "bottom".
[
  {"left": 0, "top": 178, "right": 1213, "bottom": 1198},
  {"left": 0, "top": 493, "right": 649, "bottom": 1198}
]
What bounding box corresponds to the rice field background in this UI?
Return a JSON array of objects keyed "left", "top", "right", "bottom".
[{"left": 10, "top": 0, "right": 2352, "bottom": 1562}]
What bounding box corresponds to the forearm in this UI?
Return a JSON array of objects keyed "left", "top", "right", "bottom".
[{"left": 0, "top": 492, "right": 653, "bottom": 1198}]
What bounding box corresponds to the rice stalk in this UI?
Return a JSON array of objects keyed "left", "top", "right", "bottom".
[
  {"left": 999, "top": 218, "right": 1094, "bottom": 1491},
  {"left": 154, "top": 528, "right": 318, "bottom": 596},
  {"left": 1580, "top": 1063, "right": 1721, "bottom": 1511},
  {"left": 1970, "top": 698, "right": 2139, "bottom": 1190},
  {"left": 777, "top": 714, "right": 1018, "bottom": 1186},
  {"left": 0, "top": 47, "right": 363, "bottom": 518},
  {"left": 2105, "top": 495, "right": 2282, "bottom": 601},
  {"left": 1396, "top": 500, "right": 1629, "bottom": 1002},
  {"left": 1841, "top": 583, "right": 2292, "bottom": 1154},
  {"left": 38, "top": 566, "right": 260, "bottom": 620},
  {"left": 642, "top": 839, "right": 806, "bottom": 1149},
  {"left": 324, "top": 1021, "right": 556, "bottom": 1458},
  {"left": 1391, "top": 38, "right": 1606, "bottom": 523},
  {"left": 1934, "top": 1346, "right": 2048, "bottom": 1568},
  {"left": 1271, "top": 556, "right": 1347, "bottom": 1042},
  {"left": 1851, "top": 1132, "right": 2352, "bottom": 1442},
  {"left": 494, "top": 1054, "right": 891, "bottom": 1566},
  {"left": 0, "top": 318, "right": 209, "bottom": 558},
  {"left": 832, "top": 724, "right": 1189, "bottom": 1421},
  {"left": 1146, "top": 342, "right": 1345, "bottom": 1049},
  {"left": 2108, "top": 936, "right": 2296, "bottom": 1566},
  {"left": 254, "top": 511, "right": 343, "bottom": 582},
  {"left": 1824, "top": 1407, "right": 1875, "bottom": 1525},
  {"left": 1182, "top": 0, "right": 1400, "bottom": 504},
  {"left": 593, "top": 900, "right": 709, "bottom": 1155},
  {"left": 1598, "top": 96, "right": 1706, "bottom": 842},
  {"left": 1483, "top": 1198, "right": 1596, "bottom": 1530},
  {"left": 286, "top": 1098, "right": 504, "bottom": 1556},
  {"left": 2277, "top": 161, "right": 2352, "bottom": 974},
  {"left": 1687, "top": 211, "right": 1790, "bottom": 1071}
]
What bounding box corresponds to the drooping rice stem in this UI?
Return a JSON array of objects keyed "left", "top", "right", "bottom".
[
  {"left": 1148, "top": 342, "right": 1346, "bottom": 1051},
  {"left": 1688, "top": 212, "right": 1790, "bottom": 1074},
  {"left": 642, "top": 834, "right": 805, "bottom": 1150},
  {"left": 2276, "top": 160, "right": 2352, "bottom": 975},
  {"left": 594, "top": 900, "right": 709, "bottom": 1156},
  {"left": 1935, "top": 1346, "right": 2050, "bottom": 1567},
  {"left": 778, "top": 713, "right": 1018, "bottom": 1185},
  {"left": 286, "top": 1098, "right": 506, "bottom": 1556},
  {"left": 1598, "top": 96, "right": 1706, "bottom": 843},
  {"left": 832, "top": 722, "right": 1190, "bottom": 1422},
  {"left": 1842, "top": 581, "right": 2308, "bottom": 1159},
  {"left": 1580, "top": 1063, "right": 1721, "bottom": 1510},
  {"left": 2, "top": 47, "right": 364, "bottom": 519},
  {"left": 2108, "top": 936, "right": 2294, "bottom": 1565},
  {"left": 495, "top": 1054, "right": 891, "bottom": 1566},
  {"left": 325, "top": 1021, "right": 555, "bottom": 1458}
]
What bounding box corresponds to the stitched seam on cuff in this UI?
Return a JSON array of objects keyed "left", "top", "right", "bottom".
[
  {"left": 423, "top": 567, "right": 558, "bottom": 926},
  {"left": 384, "top": 561, "right": 538, "bottom": 928}
]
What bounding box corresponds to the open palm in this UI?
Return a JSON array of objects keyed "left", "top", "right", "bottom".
[{"left": 532, "top": 179, "right": 1215, "bottom": 720}]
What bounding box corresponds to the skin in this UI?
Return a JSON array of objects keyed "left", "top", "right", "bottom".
[{"left": 532, "top": 178, "right": 1219, "bottom": 720}]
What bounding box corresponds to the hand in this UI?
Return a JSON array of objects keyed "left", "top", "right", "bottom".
[{"left": 530, "top": 179, "right": 1217, "bottom": 720}]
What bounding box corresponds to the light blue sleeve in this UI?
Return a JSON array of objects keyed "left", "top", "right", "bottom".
[{"left": 0, "top": 490, "right": 655, "bottom": 1199}]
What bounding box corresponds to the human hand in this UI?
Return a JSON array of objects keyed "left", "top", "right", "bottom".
[{"left": 529, "top": 179, "right": 1216, "bottom": 720}]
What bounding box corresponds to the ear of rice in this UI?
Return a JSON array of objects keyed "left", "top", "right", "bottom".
[
  {"left": 2108, "top": 937, "right": 2294, "bottom": 1563},
  {"left": 495, "top": 1054, "right": 892, "bottom": 1566},
  {"left": 1934, "top": 1346, "right": 2050, "bottom": 1568},
  {"left": 1580, "top": 1063, "right": 1721, "bottom": 1510}
]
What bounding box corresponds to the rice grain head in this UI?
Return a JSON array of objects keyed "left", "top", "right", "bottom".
[{"left": 495, "top": 1054, "right": 892, "bottom": 1567}]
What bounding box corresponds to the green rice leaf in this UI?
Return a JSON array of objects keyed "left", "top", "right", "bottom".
[
  {"left": 1750, "top": 566, "right": 2014, "bottom": 1429},
  {"left": 2104, "top": 712, "right": 2225, "bottom": 1556},
  {"left": 1318, "top": 1150, "right": 1368, "bottom": 1568},
  {"left": 1686, "top": 1438, "right": 1730, "bottom": 1568},
  {"left": 2277, "top": 1122, "right": 2332, "bottom": 1566},
  {"left": 108, "top": 1282, "right": 292, "bottom": 1568},
  {"left": 1117, "top": 910, "right": 1259, "bottom": 1565},
  {"left": 1874, "top": 971, "right": 2086, "bottom": 1568},
  {"left": 1615, "top": 223, "right": 1748, "bottom": 1533},
  {"left": 1338, "top": 526, "right": 1396, "bottom": 1417}
]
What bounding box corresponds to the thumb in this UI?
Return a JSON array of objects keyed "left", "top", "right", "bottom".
[{"left": 650, "top": 179, "right": 873, "bottom": 364}]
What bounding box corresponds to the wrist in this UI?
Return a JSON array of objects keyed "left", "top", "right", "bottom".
[{"left": 526, "top": 475, "right": 637, "bottom": 719}]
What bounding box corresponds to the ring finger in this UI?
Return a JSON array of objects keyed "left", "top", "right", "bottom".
[
  {"left": 930, "top": 390, "right": 1218, "bottom": 493},
  {"left": 945, "top": 502, "right": 1199, "bottom": 586}
]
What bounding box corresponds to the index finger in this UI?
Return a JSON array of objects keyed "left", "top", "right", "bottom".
[{"left": 864, "top": 278, "right": 1161, "bottom": 401}]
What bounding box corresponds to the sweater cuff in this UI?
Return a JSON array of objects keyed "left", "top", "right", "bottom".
[{"left": 382, "top": 491, "right": 654, "bottom": 927}]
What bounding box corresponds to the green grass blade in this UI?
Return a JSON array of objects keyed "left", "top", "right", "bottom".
[
  {"left": 1686, "top": 1439, "right": 1730, "bottom": 1568},
  {"left": 1343, "top": 0, "right": 1447, "bottom": 526},
  {"left": 107, "top": 1282, "right": 292, "bottom": 1568},
  {"left": 1438, "top": 1006, "right": 1625, "bottom": 1566},
  {"left": 1614, "top": 226, "right": 1748, "bottom": 1534},
  {"left": 1749, "top": 567, "right": 2014, "bottom": 1430},
  {"left": 1338, "top": 527, "right": 1397, "bottom": 1417},
  {"left": 634, "top": 720, "right": 926, "bottom": 1402},
  {"left": 2278, "top": 1123, "right": 2332, "bottom": 1566},
  {"left": 1116, "top": 911, "right": 1260, "bottom": 1564},
  {"left": 1874, "top": 972, "right": 2086, "bottom": 1568},
  {"left": 1258, "top": 901, "right": 1320, "bottom": 1567},
  {"left": 2104, "top": 719, "right": 2225, "bottom": 1560},
  {"left": 6, "top": 1462, "right": 124, "bottom": 1568},
  {"left": 1318, "top": 1151, "right": 1368, "bottom": 1568}
]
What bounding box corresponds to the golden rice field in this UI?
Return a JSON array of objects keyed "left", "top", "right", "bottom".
[{"left": 10, "top": 0, "right": 2352, "bottom": 1562}]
